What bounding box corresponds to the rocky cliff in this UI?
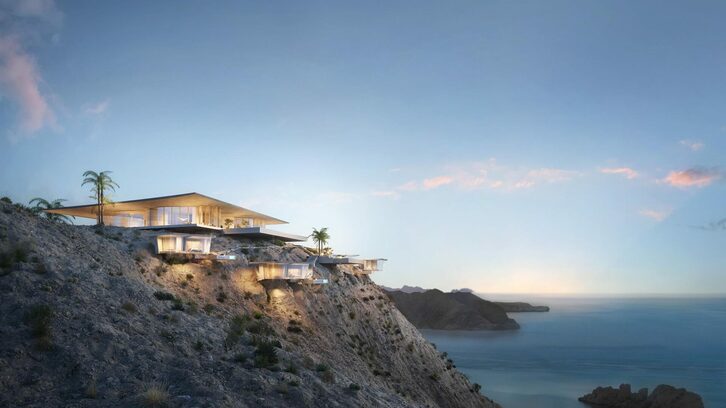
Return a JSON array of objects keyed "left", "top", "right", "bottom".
[
  {"left": 0, "top": 202, "right": 499, "bottom": 408},
  {"left": 386, "top": 290, "right": 520, "bottom": 330}
]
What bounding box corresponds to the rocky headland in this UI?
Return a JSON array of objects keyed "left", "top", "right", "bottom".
[
  {"left": 385, "top": 289, "right": 520, "bottom": 330},
  {"left": 0, "top": 201, "right": 499, "bottom": 407}
]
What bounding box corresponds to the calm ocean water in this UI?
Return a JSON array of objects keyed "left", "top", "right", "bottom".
[{"left": 421, "top": 296, "right": 726, "bottom": 408}]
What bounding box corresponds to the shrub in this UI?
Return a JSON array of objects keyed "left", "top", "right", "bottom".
[
  {"left": 284, "top": 363, "right": 298, "bottom": 374},
  {"left": 472, "top": 383, "right": 482, "bottom": 393},
  {"left": 171, "top": 299, "right": 184, "bottom": 311},
  {"left": 153, "top": 264, "right": 167, "bottom": 276},
  {"left": 140, "top": 384, "right": 169, "bottom": 407},
  {"left": 121, "top": 302, "right": 137, "bottom": 313},
  {"left": 315, "top": 363, "right": 329, "bottom": 372},
  {"left": 233, "top": 353, "right": 247, "bottom": 363},
  {"left": 0, "top": 196, "right": 11, "bottom": 204},
  {"left": 153, "top": 291, "right": 175, "bottom": 301},
  {"left": 185, "top": 273, "right": 194, "bottom": 281},
  {"left": 254, "top": 339, "right": 279, "bottom": 368},
  {"left": 85, "top": 381, "right": 98, "bottom": 399},
  {"left": 159, "top": 330, "right": 175, "bottom": 343},
  {"left": 25, "top": 304, "right": 53, "bottom": 338},
  {"left": 348, "top": 383, "right": 361, "bottom": 392},
  {"left": 224, "top": 315, "right": 250, "bottom": 348},
  {"left": 348, "top": 311, "right": 356, "bottom": 319},
  {"left": 253, "top": 311, "right": 263, "bottom": 319},
  {"left": 203, "top": 303, "right": 215, "bottom": 314},
  {"left": 193, "top": 340, "right": 204, "bottom": 351},
  {"left": 319, "top": 369, "right": 335, "bottom": 383},
  {"left": 161, "top": 253, "right": 189, "bottom": 265},
  {"left": 216, "top": 292, "right": 227, "bottom": 303},
  {"left": 429, "top": 373, "right": 440, "bottom": 381},
  {"left": 288, "top": 380, "right": 300, "bottom": 387},
  {"left": 247, "top": 320, "right": 273, "bottom": 335},
  {"left": 287, "top": 325, "right": 303, "bottom": 334}
]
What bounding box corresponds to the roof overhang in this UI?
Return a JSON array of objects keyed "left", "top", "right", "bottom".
[{"left": 45, "top": 192, "right": 287, "bottom": 225}]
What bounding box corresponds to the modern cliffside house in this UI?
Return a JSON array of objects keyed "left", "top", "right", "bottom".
[
  {"left": 253, "top": 262, "right": 313, "bottom": 281},
  {"left": 45, "top": 192, "right": 307, "bottom": 242},
  {"left": 311, "top": 255, "right": 387, "bottom": 274}
]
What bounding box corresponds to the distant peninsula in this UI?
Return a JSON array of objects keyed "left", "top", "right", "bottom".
[{"left": 385, "top": 289, "right": 520, "bottom": 330}]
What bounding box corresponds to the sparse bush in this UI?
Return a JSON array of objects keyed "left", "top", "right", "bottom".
[
  {"left": 203, "top": 303, "right": 215, "bottom": 314},
  {"left": 224, "top": 314, "right": 250, "bottom": 348},
  {"left": 288, "top": 379, "right": 300, "bottom": 387},
  {"left": 284, "top": 362, "right": 298, "bottom": 374},
  {"left": 233, "top": 353, "right": 247, "bottom": 363},
  {"left": 159, "top": 330, "right": 175, "bottom": 343},
  {"left": 315, "top": 363, "right": 329, "bottom": 372},
  {"left": 216, "top": 292, "right": 227, "bottom": 303},
  {"left": 348, "top": 383, "right": 361, "bottom": 392},
  {"left": 0, "top": 196, "right": 11, "bottom": 204},
  {"left": 25, "top": 304, "right": 53, "bottom": 338},
  {"left": 25, "top": 304, "right": 53, "bottom": 351},
  {"left": 429, "top": 373, "right": 440, "bottom": 381},
  {"left": 161, "top": 253, "right": 190, "bottom": 265},
  {"left": 287, "top": 325, "right": 303, "bottom": 334},
  {"left": 254, "top": 339, "right": 279, "bottom": 368},
  {"left": 253, "top": 311, "right": 263, "bottom": 319},
  {"left": 153, "top": 291, "right": 175, "bottom": 301},
  {"left": 85, "top": 380, "right": 98, "bottom": 399},
  {"left": 121, "top": 301, "right": 137, "bottom": 313},
  {"left": 472, "top": 383, "right": 482, "bottom": 393},
  {"left": 171, "top": 299, "right": 184, "bottom": 311},
  {"left": 185, "top": 273, "right": 194, "bottom": 281},
  {"left": 153, "top": 264, "right": 167, "bottom": 276},
  {"left": 247, "top": 319, "right": 273, "bottom": 335},
  {"left": 348, "top": 311, "right": 356, "bottom": 319},
  {"left": 193, "top": 340, "right": 204, "bottom": 351},
  {"left": 140, "top": 384, "right": 169, "bottom": 407}
]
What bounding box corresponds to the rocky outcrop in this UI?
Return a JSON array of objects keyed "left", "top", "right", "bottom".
[
  {"left": 493, "top": 301, "right": 549, "bottom": 313},
  {"left": 579, "top": 383, "right": 704, "bottom": 408},
  {"left": 0, "top": 202, "right": 499, "bottom": 408},
  {"left": 386, "top": 290, "right": 520, "bottom": 330}
]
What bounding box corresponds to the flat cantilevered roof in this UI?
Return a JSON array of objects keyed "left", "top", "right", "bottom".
[{"left": 45, "top": 192, "right": 287, "bottom": 225}]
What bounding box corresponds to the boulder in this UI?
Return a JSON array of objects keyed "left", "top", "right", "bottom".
[{"left": 579, "top": 384, "right": 703, "bottom": 408}]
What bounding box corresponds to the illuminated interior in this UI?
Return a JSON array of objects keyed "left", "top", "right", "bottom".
[
  {"left": 155, "top": 234, "right": 212, "bottom": 254},
  {"left": 255, "top": 262, "right": 312, "bottom": 280}
]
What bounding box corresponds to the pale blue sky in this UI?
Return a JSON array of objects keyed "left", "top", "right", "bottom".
[{"left": 1, "top": 1, "right": 725, "bottom": 294}]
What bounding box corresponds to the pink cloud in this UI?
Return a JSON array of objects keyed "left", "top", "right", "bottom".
[
  {"left": 639, "top": 209, "right": 671, "bottom": 222},
  {"left": 662, "top": 168, "right": 722, "bottom": 188},
  {"left": 422, "top": 175, "right": 454, "bottom": 190},
  {"left": 600, "top": 167, "right": 638, "bottom": 179},
  {"left": 679, "top": 139, "right": 704, "bottom": 151},
  {"left": 0, "top": 35, "right": 56, "bottom": 135}
]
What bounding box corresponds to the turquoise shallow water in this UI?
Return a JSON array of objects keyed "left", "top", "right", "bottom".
[{"left": 421, "top": 296, "right": 726, "bottom": 408}]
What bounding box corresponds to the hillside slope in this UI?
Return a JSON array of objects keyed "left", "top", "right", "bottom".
[
  {"left": 386, "top": 290, "right": 519, "bottom": 330},
  {"left": 0, "top": 202, "right": 499, "bottom": 408}
]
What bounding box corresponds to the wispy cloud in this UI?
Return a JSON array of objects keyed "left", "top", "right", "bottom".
[
  {"left": 679, "top": 139, "right": 704, "bottom": 151},
  {"left": 371, "top": 160, "right": 579, "bottom": 198},
  {"left": 422, "top": 175, "right": 453, "bottom": 190},
  {"left": 0, "top": 0, "right": 62, "bottom": 139},
  {"left": 661, "top": 167, "right": 722, "bottom": 188},
  {"left": 83, "top": 99, "right": 109, "bottom": 115},
  {"left": 600, "top": 167, "right": 638, "bottom": 179},
  {"left": 639, "top": 208, "right": 672, "bottom": 222}
]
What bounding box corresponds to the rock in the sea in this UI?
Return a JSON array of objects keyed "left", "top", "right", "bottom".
[{"left": 579, "top": 383, "right": 704, "bottom": 408}]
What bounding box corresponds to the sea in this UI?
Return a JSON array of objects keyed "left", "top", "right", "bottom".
[{"left": 421, "top": 296, "right": 726, "bottom": 408}]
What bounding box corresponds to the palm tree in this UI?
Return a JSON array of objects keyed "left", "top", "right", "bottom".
[
  {"left": 82, "top": 170, "right": 119, "bottom": 226},
  {"left": 29, "top": 198, "right": 74, "bottom": 224},
  {"left": 310, "top": 227, "right": 330, "bottom": 255}
]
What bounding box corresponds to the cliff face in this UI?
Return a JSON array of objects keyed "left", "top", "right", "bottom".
[
  {"left": 0, "top": 202, "right": 499, "bottom": 408},
  {"left": 386, "top": 290, "right": 520, "bottom": 330}
]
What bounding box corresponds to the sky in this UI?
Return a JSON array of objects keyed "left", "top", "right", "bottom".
[{"left": 1, "top": 0, "right": 725, "bottom": 294}]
